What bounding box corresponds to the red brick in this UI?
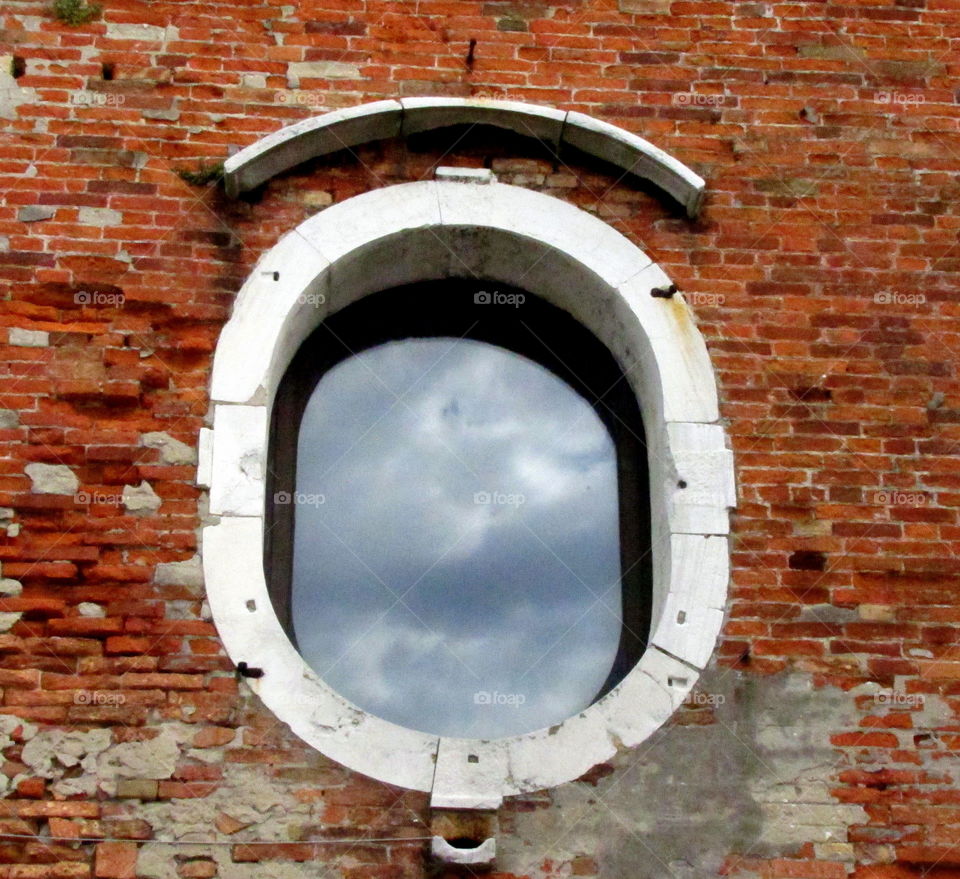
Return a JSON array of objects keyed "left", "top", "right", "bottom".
[{"left": 95, "top": 842, "right": 137, "bottom": 879}]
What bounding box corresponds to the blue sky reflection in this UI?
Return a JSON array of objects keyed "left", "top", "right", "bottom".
[{"left": 291, "top": 338, "right": 622, "bottom": 738}]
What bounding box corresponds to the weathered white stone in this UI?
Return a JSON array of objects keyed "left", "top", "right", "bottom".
[
  {"left": 0, "top": 714, "right": 35, "bottom": 744},
  {"left": 104, "top": 22, "right": 175, "bottom": 41},
  {"left": 0, "top": 612, "right": 20, "bottom": 632},
  {"left": 562, "top": 111, "right": 706, "bottom": 217},
  {"left": 617, "top": 267, "right": 721, "bottom": 423},
  {"left": 301, "top": 190, "right": 333, "bottom": 207},
  {"left": 651, "top": 534, "right": 728, "bottom": 668},
  {"left": 77, "top": 602, "right": 105, "bottom": 618},
  {"left": 619, "top": 0, "right": 671, "bottom": 11},
  {"left": 141, "top": 431, "right": 196, "bottom": 465},
  {"left": 432, "top": 836, "right": 496, "bottom": 866},
  {"left": 196, "top": 427, "right": 214, "bottom": 488},
  {"left": 435, "top": 180, "right": 652, "bottom": 288},
  {"left": 502, "top": 648, "right": 693, "bottom": 797},
  {"left": 221, "top": 99, "right": 707, "bottom": 216},
  {"left": 153, "top": 555, "right": 203, "bottom": 589},
  {"left": 435, "top": 165, "right": 495, "bottom": 184},
  {"left": 432, "top": 738, "right": 508, "bottom": 809},
  {"left": 209, "top": 237, "right": 331, "bottom": 403},
  {"left": 123, "top": 481, "right": 162, "bottom": 515},
  {"left": 0, "top": 579, "right": 22, "bottom": 596},
  {"left": 401, "top": 96, "right": 566, "bottom": 145},
  {"left": 286, "top": 61, "right": 359, "bottom": 86},
  {"left": 603, "top": 648, "right": 694, "bottom": 747},
  {"left": 9, "top": 328, "right": 49, "bottom": 347},
  {"left": 78, "top": 207, "right": 122, "bottom": 227},
  {"left": 666, "top": 422, "right": 736, "bottom": 534},
  {"left": 0, "top": 409, "right": 19, "bottom": 428},
  {"left": 208, "top": 406, "right": 267, "bottom": 516},
  {"left": 202, "top": 516, "right": 439, "bottom": 792},
  {"left": 16, "top": 205, "right": 56, "bottom": 223},
  {"left": 141, "top": 106, "right": 180, "bottom": 121},
  {"left": 224, "top": 99, "right": 402, "bottom": 196},
  {"left": 23, "top": 728, "right": 112, "bottom": 780},
  {"left": 25, "top": 462, "right": 78, "bottom": 495}
]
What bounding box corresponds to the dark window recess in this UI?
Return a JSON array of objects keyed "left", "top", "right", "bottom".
[{"left": 265, "top": 280, "right": 652, "bottom": 738}]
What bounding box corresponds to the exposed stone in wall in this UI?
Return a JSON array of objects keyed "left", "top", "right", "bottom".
[
  {"left": 24, "top": 463, "right": 79, "bottom": 495},
  {"left": 0, "top": 715, "right": 37, "bottom": 796},
  {"left": 154, "top": 555, "right": 204, "bottom": 590},
  {"left": 22, "top": 728, "right": 112, "bottom": 797},
  {"left": 0, "top": 612, "right": 21, "bottom": 632},
  {"left": 16, "top": 206, "right": 56, "bottom": 223},
  {"left": 78, "top": 602, "right": 106, "bottom": 617},
  {"left": 122, "top": 481, "right": 162, "bottom": 515},
  {"left": 142, "top": 432, "right": 197, "bottom": 467}
]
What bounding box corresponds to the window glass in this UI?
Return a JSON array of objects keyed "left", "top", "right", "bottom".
[{"left": 291, "top": 337, "right": 622, "bottom": 738}]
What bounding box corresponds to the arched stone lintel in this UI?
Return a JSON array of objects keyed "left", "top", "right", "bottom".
[{"left": 222, "top": 98, "right": 707, "bottom": 218}]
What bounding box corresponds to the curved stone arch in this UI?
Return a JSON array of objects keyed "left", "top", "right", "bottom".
[
  {"left": 199, "top": 179, "right": 734, "bottom": 804},
  {"left": 222, "top": 98, "right": 706, "bottom": 218}
]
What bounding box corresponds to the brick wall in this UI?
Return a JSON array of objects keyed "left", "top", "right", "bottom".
[{"left": 1, "top": 0, "right": 958, "bottom": 877}]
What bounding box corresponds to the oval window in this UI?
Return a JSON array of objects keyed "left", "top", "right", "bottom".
[{"left": 265, "top": 281, "right": 652, "bottom": 740}]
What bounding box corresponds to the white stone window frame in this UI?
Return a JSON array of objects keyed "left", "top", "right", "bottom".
[{"left": 200, "top": 179, "right": 735, "bottom": 808}]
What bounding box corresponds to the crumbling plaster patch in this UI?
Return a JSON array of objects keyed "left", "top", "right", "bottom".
[
  {"left": 97, "top": 726, "right": 183, "bottom": 791},
  {"left": 138, "top": 845, "right": 313, "bottom": 879},
  {"left": 0, "top": 715, "right": 36, "bottom": 796},
  {"left": 497, "top": 672, "right": 870, "bottom": 879},
  {"left": 136, "top": 764, "right": 303, "bottom": 843},
  {"left": 22, "top": 728, "right": 112, "bottom": 797},
  {"left": 21, "top": 725, "right": 187, "bottom": 798}
]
